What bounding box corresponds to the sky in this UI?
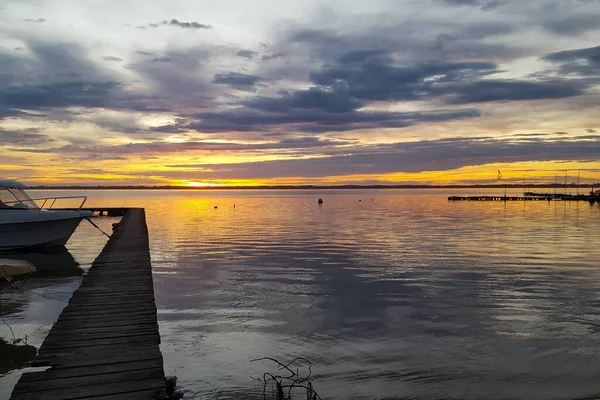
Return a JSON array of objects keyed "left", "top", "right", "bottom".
[{"left": 0, "top": 0, "right": 599, "bottom": 186}]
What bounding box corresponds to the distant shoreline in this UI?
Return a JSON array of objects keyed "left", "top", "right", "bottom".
[{"left": 27, "top": 184, "right": 599, "bottom": 190}]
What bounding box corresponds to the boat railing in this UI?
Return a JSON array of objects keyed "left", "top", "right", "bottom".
[{"left": 3, "top": 196, "right": 88, "bottom": 211}]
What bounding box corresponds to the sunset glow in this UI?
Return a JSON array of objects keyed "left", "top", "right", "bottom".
[{"left": 1, "top": 1, "right": 599, "bottom": 186}]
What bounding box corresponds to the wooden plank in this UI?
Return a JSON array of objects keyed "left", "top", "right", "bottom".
[
  {"left": 18, "top": 360, "right": 164, "bottom": 382},
  {"left": 32, "top": 346, "right": 163, "bottom": 369},
  {"left": 69, "top": 291, "right": 155, "bottom": 298},
  {"left": 59, "top": 304, "right": 157, "bottom": 312},
  {"left": 55, "top": 313, "right": 157, "bottom": 324},
  {"left": 54, "top": 314, "right": 157, "bottom": 324},
  {"left": 40, "top": 331, "right": 160, "bottom": 346},
  {"left": 10, "top": 378, "right": 165, "bottom": 400},
  {"left": 40, "top": 334, "right": 160, "bottom": 351},
  {"left": 50, "top": 319, "right": 158, "bottom": 330},
  {"left": 64, "top": 389, "right": 164, "bottom": 400},
  {"left": 78, "top": 277, "right": 154, "bottom": 284},
  {"left": 77, "top": 281, "right": 155, "bottom": 288},
  {"left": 35, "top": 347, "right": 163, "bottom": 368},
  {"left": 58, "top": 307, "right": 157, "bottom": 318},
  {"left": 56, "top": 313, "right": 157, "bottom": 322},
  {"left": 71, "top": 288, "right": 151, "bottom": 295},
  {"left": 53, "top": 315, "right": 158, "bottom": 324},
  {"left": 66, "top": 296, "right": 156, "bottom": 305},
  {"left": 39, "top": 332, "right": 160, "bottom": 346},
  {"left": 35, "top": 351, "right": 161, "bottom": 369},
  {"left": 12, "top": 368, "right": 164, "bottom": 394},
  {"left": 63, "top": 300, "right": 155, "bottom": 308}
]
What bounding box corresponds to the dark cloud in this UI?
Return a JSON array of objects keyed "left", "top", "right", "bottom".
[
  {"left": 0, "top": 128, "right": 54, "bottom": 145},
  {"left": 150, "top": 57, "right": 172, "bottom": 63},
  {"left": 336, "top": 49, "right": 393, "bottom": 65},
  {"left": 150, "top": 124, "right": 189, "bottom": 133},
  {"left": 263, "top": 22, "right": 526, "bottom": 88},
  {"left": 480, "top": 0, "right": 510, "bottom": 12},
  {"left": 544, "top": 45, "right": 600, "bottom": 63},
  {"left": 135, "top": 51, "right": 154, "bottom": 56},
  {"left": 439, "top": 0, "right": 510, "bottom": 11},
  {"left": 309, "top": 55, "right": 499, "bottom": 102},
  {"left": 24, "top": 18, "right": 46, "bottom": 23},
  {"left": 261, "top": 53, "right": 286, "bottom": 61},
  {"left": 461, "top": 21, "right": 514, "bottom": 37},
  {"left": 261, "top": 131, "right": 288, "bottom": 138},
  {"left": 158, "top": 136, "right": 600, "bottom": 179},
  {"left": 102, "top": 56, "right": 122, "bottom": 62},
  {"left": 0, "top": 106, "right": 27, "bottom": 120},
  {"left": 542, "top": 14, "right": 600, "bottom": 36},
  {"left": 140, "top": 19, "right": 212, "bottom": 30},
  {"left": 165, "top": 19, "right": 212, "bottom": 29},
  {"left": 0, "top": 40, "right": 105, "bottom": 86},
  {"left": 247, "top": 50, "right": 580, "bottom": 117},
  {"left": 442, "top": 79, "right": 586, "bottom": 103},
  {"left": 511, "top": 133, "right": 550, "bottom": 137},
  {"left": 12, "top": 137, "right": 346, "bottom": 156},
  {"left": 0, "top": 40, "right": 163, "bottom": 114},
  {"left": 543, "top": 45, "right": 600, "bottom": 76},
  {"left": 441, "top": 0, "right": 480, "bottom": 5},
  {"left": 245, "top": 88, "right": 364, "bottom": 113},
  {"left": 586, "top": 128, "right": 597, "bottom": 133},
  {"left": 0, "top": 80, "right": 164, "bottom": 114},
  {"left": 237, "top": 50, "right": 258, "bottom": 59},
  {"left": 213, "top": 72, "right": 264, "bottom": 90},
  {"left": 0, "top": 81, "right": 119, "bottom": 109},
  {"left": 268, "top": 17, "right": 526, "bottom": 76},
  {"left": 189, "top": 108, "right": 480, "bottom": 133},
  {"left": 125, "top": 48, "right": 213, "bottom": 107}
]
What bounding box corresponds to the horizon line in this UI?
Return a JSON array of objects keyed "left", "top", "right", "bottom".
[{"left": 25, "top": 183, "right": 600, "bottom": 190}]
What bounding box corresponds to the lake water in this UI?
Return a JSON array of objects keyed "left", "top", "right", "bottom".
[{"left": 1, "top": 189, "right": 600, "bottom": 399}]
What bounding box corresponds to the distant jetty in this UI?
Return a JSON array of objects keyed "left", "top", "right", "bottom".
[{"left": 449, "top": 190, "right": 600, "bottom": 203}]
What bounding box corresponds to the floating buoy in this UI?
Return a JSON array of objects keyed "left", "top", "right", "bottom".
[
  {"left": 318, "top": 198, "right": 323, "bottom": 204},
  {"left": 359, "top": 199, "right": 362, "bottom": 202}
]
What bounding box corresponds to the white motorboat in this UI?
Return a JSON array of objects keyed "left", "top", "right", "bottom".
[{"left": 0, "top": 179, "right": 93, "bottom": 250}]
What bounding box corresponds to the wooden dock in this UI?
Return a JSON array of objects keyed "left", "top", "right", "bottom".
[
  {"left": 448, "top": 195, "right": 551, "bottom": 201},
  {"left": 10, "top": 208, "right": 167, "bottom": 400},
  {"left": 55, "top": 207, "right": 128, "bottom": 217},
  {"left": 449, "top": 195, "right": 598, "bottom": 202}
]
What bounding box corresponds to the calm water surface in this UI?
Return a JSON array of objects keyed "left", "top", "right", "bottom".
[{"left": 2, "top": 189, "right": 600, "bottom": 399}]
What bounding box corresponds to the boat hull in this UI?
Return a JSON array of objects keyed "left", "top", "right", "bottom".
[{"left": 0, "top": 215, "right": 86, "bottom": 250}]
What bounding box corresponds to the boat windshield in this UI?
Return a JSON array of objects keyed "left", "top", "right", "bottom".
[{"left": 0, "top": 187, "right": 38, "bottom": 209}]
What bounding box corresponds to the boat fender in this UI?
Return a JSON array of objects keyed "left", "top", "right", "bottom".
[{"left": 111, "top": 222, "right": 119, "bottom": 231}]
